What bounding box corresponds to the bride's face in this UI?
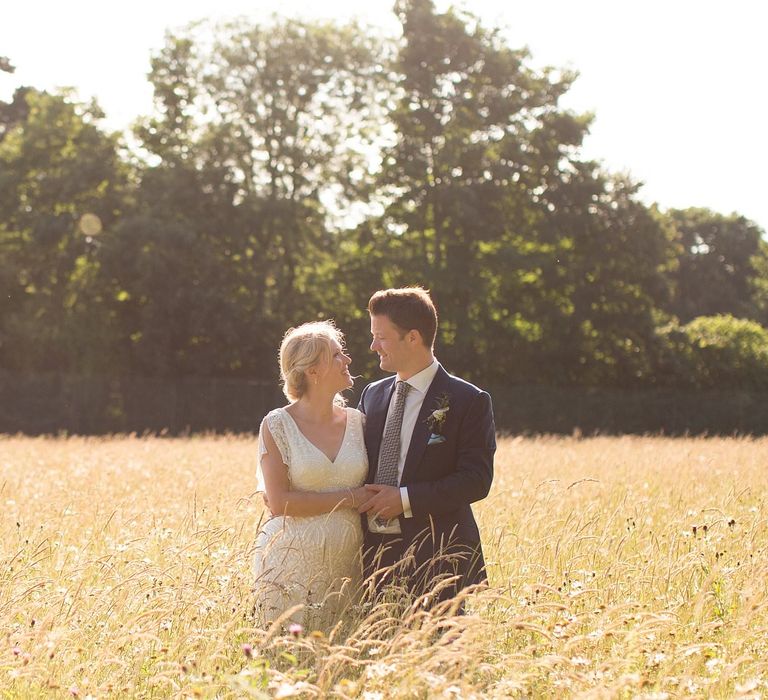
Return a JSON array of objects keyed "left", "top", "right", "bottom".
[{"left": 312, "top": 339, "right": 353, "bottom": 393}]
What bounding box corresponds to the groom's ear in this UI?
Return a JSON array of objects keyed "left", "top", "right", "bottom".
[{"left": 406, "top": 329, "right": 423, "bottom": 346}]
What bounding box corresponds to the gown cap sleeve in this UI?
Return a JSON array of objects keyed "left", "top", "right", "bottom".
[{"left": 256, "top": 410, "right": 291, "bottom": 491}]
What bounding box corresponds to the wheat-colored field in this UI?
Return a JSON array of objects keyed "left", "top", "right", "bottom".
[{"left": 1, "top": 433, "right": 767, "bottom": 698}]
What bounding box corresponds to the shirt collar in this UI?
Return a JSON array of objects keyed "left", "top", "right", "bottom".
[{"left": 402, "top": 359, "right": 439, "bottom": 395}]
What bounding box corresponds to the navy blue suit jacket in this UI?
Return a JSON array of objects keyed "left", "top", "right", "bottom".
[{"left": 358, "top": 365, "right": 496, "bottom": 591}]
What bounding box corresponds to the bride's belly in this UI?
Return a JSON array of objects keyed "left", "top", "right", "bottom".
[{"left": 255, "top": 510, "right": 363, "bottom": 563}]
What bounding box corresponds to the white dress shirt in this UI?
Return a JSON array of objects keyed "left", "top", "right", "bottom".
[{"left": 369, "top": 359, "right": 439, "bottom": 534}]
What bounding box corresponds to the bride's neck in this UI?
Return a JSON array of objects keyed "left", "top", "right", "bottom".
[{"left": 291, "top": 392, "right": 336, "bottom": 423}]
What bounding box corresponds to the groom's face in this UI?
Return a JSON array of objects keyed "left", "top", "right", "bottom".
[{"left": 370, "top": 314, "right": 410, "bottom": 374}]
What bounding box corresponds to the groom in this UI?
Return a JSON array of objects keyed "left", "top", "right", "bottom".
[{"left": 357, "top": 287, "right": 496, "bottom": 604}]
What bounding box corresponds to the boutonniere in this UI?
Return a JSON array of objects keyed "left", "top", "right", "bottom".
[{"left": 426, "top": 393, "right": 450, "bottom": 444}]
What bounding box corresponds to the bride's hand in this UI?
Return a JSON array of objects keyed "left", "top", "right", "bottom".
[{"left": 261, "top": 491, "right": 274, "bottom": 515}]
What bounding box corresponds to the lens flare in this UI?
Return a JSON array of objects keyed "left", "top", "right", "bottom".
[{"left": 78, "top": 213, "right": 102, "bottom": 237}]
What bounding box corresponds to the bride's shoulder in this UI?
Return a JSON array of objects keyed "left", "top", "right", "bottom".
[
  {"left": 261, "top": 405, "right": 291, "bottom": 429},
  {"left": 269, "top": 405, "right": 292, "bottom": 414},
  {"left": 345, "top": 406, "right": 366, "bottom": 425},
  {"left": 263, "top": 405, "right": 288, "bottom": 418}
]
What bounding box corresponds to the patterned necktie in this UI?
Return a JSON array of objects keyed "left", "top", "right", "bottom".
[{"left": 375, "top": 380, "right": 412, "bottom": 486}]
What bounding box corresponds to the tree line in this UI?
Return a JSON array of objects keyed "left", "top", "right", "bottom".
[{"left": 2, "top": 0, "right": 768, "bottom": 395}]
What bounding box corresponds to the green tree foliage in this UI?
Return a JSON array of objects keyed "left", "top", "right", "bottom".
[
  {"left": 107, "top": 19, "right": 386, "bottom": 378},
  {"left": 750, "top": 239, "right": 768, "bottom": 327},
  {"left": 366, "top": 0, "right": 589, "bottom": 381},
  {"left": 656, "top": 315, "right": 768, "bottom": 390},
  {"left": 357, "top": 0, "right": 677, "bottom": 387},
  {"left": 0, "top": 11, "right": 766, "bottom": 398},
  {"left": 540, "top": 172, "right": 677, "bottom": 386},
  {"left": 665, "top": 208, "right": 767, "bottom": 323},
  {"left": 0, "top": 87, "right": 31, "bottom": 143},
  {"left": 202, "top": 16, "right": 385, "bottom": 318},
  {"left": 0, "top": 89, "right": 126, "bottom": 372},
  {"left": 104, "top": 34, "right": 254, "bottom": 378}
]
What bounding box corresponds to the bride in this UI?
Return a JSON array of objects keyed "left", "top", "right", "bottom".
[{"left": 253, "top": 321, "right": 369, "bottom": 628}]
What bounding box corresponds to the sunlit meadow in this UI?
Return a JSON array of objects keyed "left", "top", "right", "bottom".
[{"left": 1, "top": 433, "right": 767, "bottom": 698}]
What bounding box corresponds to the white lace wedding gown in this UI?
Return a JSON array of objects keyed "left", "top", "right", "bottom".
[{"left": 253, "top": 406, "right": 367, "bottom": 628}]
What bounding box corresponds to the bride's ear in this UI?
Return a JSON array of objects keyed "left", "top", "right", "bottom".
[{"left": 306, "top": 365, "right": 320, "bottom": 386}]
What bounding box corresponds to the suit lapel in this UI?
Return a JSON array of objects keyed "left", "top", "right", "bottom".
[
  {"left": 401, "top": 366, "right": 451, "bottom": 484},
  {"left": 365, "top": 377, "right": 396, "bottom": 481}
]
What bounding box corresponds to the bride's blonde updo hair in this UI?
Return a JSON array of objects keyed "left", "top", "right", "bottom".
[{"left": 279, "top": 320, "right": 346, "bottom": 402}]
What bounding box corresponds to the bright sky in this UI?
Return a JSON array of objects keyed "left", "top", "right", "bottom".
[{"left": 2, "top": 0, "right": 766, "bottom": 233}]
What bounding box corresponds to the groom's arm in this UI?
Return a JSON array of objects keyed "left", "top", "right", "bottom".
[{"left": 406, "top": 390, "right": 496, "bottom": 518}]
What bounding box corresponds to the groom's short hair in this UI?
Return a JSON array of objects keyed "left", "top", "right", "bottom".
[{"left": 368, "top": 287, "right": 438, "bottom": 348}]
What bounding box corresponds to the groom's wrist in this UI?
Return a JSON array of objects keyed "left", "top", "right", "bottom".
[{"left": 400, "top": 486, "right": 413, "bottom": 518}]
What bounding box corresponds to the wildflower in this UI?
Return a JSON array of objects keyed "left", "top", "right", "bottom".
[
  {"left": 288, "top": 623, "right": 303, "bottom": 637},
  {"left": 212, "top": 546, "right": 231, "bottom": 559},
  {"left": 274, "top": 681, "right": 312, "bottom": 698},
  {"left": 735, "top": 679, "right": 760, "bottom": 693},
  {"left": 335, "top": 679, "right": 358, "bottom": 695},
  {"left": 705, "top": 657, "right": 723, "bottom": 672},
  {"left": 366, "top": 662, "right": 396, "bottom": 679},
  {"left": 242, "top": 643, "right": 254, "bottom": 659},
  {"left": 12, "top": 646, "right": 22, "bottom": 657},
  {"left": 423, "top": 672, "right": 446, "bottom": 687}
]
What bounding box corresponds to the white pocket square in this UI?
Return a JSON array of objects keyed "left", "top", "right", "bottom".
[{"left": 428, "top": 433, "right": 446, "bottom": 445}]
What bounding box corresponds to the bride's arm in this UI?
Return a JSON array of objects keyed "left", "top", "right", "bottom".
[{"left": 260, "top": 422, "right": 367, "bottom": 517}]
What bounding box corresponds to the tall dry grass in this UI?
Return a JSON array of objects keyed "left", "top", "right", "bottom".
[{"left": 1, "top": 433, "right": 767, "bottom": 698}]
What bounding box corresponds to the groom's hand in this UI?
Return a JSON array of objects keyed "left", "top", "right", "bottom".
[{"left": 357, "top": 484, "right": 404, "bottom": 520}]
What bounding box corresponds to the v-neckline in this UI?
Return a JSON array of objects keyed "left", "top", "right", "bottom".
[{"left": 282, "top": 407, "right": 350, "bottom": 465}]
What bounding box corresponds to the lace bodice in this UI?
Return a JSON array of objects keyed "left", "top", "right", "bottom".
[{"left": 257, "top": 406, "right": 367, "bottom": 493}]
